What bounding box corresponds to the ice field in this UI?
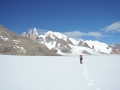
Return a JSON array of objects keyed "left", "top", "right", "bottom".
[{"left": 0, "top": 55, "right": 120, "bottom": 90}]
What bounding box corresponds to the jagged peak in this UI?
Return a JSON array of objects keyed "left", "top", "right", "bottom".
[{"left": 33, "top": 28, "right": 38, "bottom": 35}]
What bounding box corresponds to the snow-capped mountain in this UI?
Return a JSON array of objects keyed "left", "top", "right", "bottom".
[{"left": 21, "top": 28, "right": 113, "bottom": 55}]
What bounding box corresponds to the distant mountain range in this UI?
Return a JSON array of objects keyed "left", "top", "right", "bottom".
[
  {"left": 21, "top": 28, "right": 120, "bottom": 55},
  {"left": 0, "top": 25, "right": 120, "bottom": 56}
]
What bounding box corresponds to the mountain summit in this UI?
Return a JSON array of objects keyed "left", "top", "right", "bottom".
[{"left": 22, "top": 28, "right": 116, "bottom": 55}]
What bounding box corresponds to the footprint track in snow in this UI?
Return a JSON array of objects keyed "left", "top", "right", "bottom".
[{"left": 82, "top": 65, "right": 101, "bottom": 90}]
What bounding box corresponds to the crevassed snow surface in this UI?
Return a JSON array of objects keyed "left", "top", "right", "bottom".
[{"left": 0, "top": 55, "right": 120, "bottom": 90}]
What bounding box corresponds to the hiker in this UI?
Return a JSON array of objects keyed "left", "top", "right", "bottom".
[{"left": 80, "top": 54, "right": 83, "bottom": 64}]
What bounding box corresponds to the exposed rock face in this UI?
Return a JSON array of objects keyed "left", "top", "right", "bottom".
[
  {"left": 0, "top": 25, "right": 58, "bottom": 56},
  {"left": 67, "top": 39, "right": 73, "bottom": 45},
  {"left": 21, "top": 28, "right": 39, "bottom": 41},
  {"left": 115, "top": 43, "right": 120, "bottom": 53},
  {"left": 78, "top": 41, "right": 90, "bottom": 48},
  {"left": 92, "top": 45, "right": 95, "bottom": 49},
  {"left": 82, "top": 50, "right": 91, "bottom": 55},
  {"left": 45, "top": 36, "right": 54, "bottom": 43},
  {"left": 55, "top": 37, "right": 71, "bottom": 53},
  {"left": 109, "top": 44, "right": 120, "bottom": 54},
  {"left": 51, "top": 48, "right": 58, "bottom": 53}
]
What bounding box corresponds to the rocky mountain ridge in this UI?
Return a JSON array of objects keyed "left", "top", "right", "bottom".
[{"left": 0, "top": 25, "right": 58, "bottom": 56}]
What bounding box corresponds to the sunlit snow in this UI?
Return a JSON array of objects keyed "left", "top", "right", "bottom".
[
  {"left": 0, "top": 55, "right": 120, "bottom": 90},
  {"left": 86, "top": 40, "right": 112, "bottom": 54},
  {"left": 45, "top": 31, "right": 68, "bottom": 41},
  {"left": 0, "top": 36, "right": 8, "bottom": 41}
]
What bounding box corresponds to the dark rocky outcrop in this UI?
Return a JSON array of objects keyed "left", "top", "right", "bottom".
[
  {"left": 55, "top": 37, "right": 71, "bottom": 53},
  {"left": 78, "top": 41, "right": 91, "bottom": 48}
]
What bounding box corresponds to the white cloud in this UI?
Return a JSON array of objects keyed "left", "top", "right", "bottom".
[
  {"left": 64, "top": 31, "right": 84, "bottom": 37},
  {"left": 64, "top": 31, "right": 103, "bottom": 38},
  {"left": 101, "top": 21, "right": 120, "bottom": 32},
  {"left": 87, "top": 31, "right": 102, "bottom": 37}
]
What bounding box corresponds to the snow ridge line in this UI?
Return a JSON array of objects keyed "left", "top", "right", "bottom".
[{"left": 82, "top": 65, "right": 101, "bottom": 90}]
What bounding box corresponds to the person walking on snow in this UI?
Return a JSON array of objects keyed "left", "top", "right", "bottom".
[{"left": 80, "top": 54, "right": 83, "bottom": 64}]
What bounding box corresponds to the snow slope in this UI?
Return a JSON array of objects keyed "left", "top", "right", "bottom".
[
  {"left": 22, "top": 29, "right": 112, "bottom": 55},
  {"left": 86, "top": 40, "right": 112, "bottom": 54},
  {"left": 69, "top": 44, "right": 100, "bottom": 55},
  {"left": 42, "top": 31, "right": 112, "bottom": 54},
  {"left": 0, "top": 55, "right": 120, "bottom": 90},
  {"left": 45, "top": 31, "right": 68, "bottom": 41}
]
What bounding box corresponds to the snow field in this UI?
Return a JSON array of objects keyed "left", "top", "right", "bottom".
[{"left": 0, "top": 55, "right": 120, "bottom": 90}]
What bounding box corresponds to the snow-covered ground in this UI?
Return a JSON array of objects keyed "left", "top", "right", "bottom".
[{"left": 0, "top": 55, "right": 120, "bottom": 90}]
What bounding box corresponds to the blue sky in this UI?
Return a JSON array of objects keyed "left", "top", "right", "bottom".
[{"left": 0, "top": 0, "right": 120, "bottom": 44}]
